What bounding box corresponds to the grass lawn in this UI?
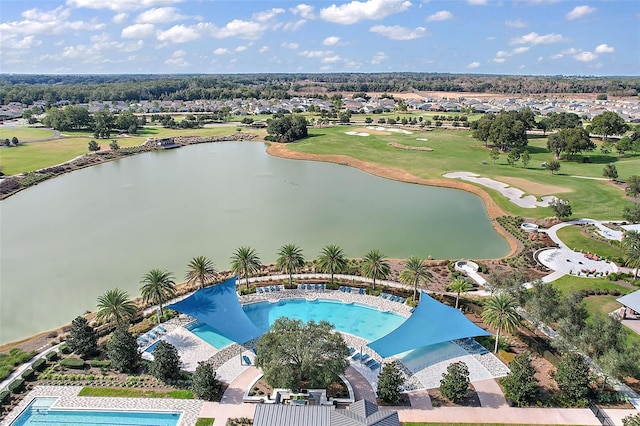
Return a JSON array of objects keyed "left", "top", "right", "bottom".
[
  {"left": 550, "top": 275, "right": 632, "bottom": 295},
  {"left": 0, "top": 126, "right": 56, "bottom": 141},
  {"left": 0, "top": 136, "right": 145, "bottom": 175},
  {"left": 288, "top": 126, "right": 638, "bottom": 219},
  {"left": 78, "top": 387, "right": 193, "bottom": 399},
  {"left": 583, "top": 295, "right": 623, "bottom": 317},
  {"left": 195, "top": 419, "right": 214, "bottom": 426},
  {"left": 556, "top": 225, "right": 624, "bottom": 260}
]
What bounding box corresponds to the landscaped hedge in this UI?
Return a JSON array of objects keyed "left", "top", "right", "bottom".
[
  {"left": 59, "top": 344, "right": 71, "bottom": 354},
  {"left": 32, "top": 358, "right": 46, "bottom": 371},
  {"left": 89, "top": 360, "right": 111, "bottom": 368},
  {"left": 45, "top": 351, "right": 58, "bottom": 362},
  {"left": 21, "top": 368, "right": 35, "bottom": 381},
  {"left": 60, "top": 357, "right": 85, "bottom": 369},
  {"left": 7, "top": 378, "right": 25, "bottom": 393},
  {"left": 0, "top": 390, "right": 10, "bottom": 405}
]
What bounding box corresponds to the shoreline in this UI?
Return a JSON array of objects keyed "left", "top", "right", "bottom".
[{"left": 265, "top": 142, "right": 520, "bottom": 258}]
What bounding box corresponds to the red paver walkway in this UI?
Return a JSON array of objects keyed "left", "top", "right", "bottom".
[{"left": 344, "top": 365, "right": 376, "bottom": 402}]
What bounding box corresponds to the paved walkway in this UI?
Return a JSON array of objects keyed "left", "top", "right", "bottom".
[{"left": 473, "top": 378, "right": 508, "bottom": 408}]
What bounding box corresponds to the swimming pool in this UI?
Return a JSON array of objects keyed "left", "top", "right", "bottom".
[
  {"left": 10, "top": 397, "right": 181, "bottom": 426},
  {"left": 186, "top": 298, "right": 407, "bottom": 346}
]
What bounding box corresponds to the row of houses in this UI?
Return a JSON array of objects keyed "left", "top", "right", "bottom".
[{"left": 3, "top": 95, "right": 640, "bottom": 122}]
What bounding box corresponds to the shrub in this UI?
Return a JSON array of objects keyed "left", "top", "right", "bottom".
[
  {"left": 60, "top": 357, "right": 85, "bottom": 369},
  {"left": 149, "top": 341, "right": 181, "bottom": 383},
  {"left": 377, "top": 363, "right": 404, "bottom": 404},
  {"left": 21, "top": 368, "right": 35, "bottom": 381},
  {"left": 439, "top": 361, "right": 470, "bottom": 403},
  {"left": 45, "top": 351, "right": 58, "bottom": 361},
  {"left": 59, "top": 344, "right": 71, "bottom": 354},
  {"left": 8, "top": 378, "right": 25, "bottom": 393},
  {"left": 90, "top": 360, "right": 111, "bottom": 368},
  {"left": 32, "top": 358, "right": 46, "bottom": 371},
  {"left": 0, "top": 390, "right": 10, "bottom": 405}
]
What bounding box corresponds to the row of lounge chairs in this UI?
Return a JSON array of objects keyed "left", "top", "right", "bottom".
[
  {"left": 339, "top": 286, "right": 365, "bottom": 295},
  {"left": 456, "top": 337, "right": 489, "bottom": 355},
  {"left": 137, "top": 325, "right": 167, "bottom": 347},
  {"left": 348, "top": 348, "right": 381, "bottom": 371},
  {"left": 299, "top": 283, "right": 325, "bottom": 291},
  {"left": 379, "top": 293, "right": 406, "bottom": 303},
  {"left": 256, "top": 285, "right": 281, "bottom": 294}
]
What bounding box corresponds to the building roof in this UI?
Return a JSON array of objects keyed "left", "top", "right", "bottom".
[
  {"left": 618, "top": 289, "right": 640, "bottom": 313},
  {"left": 166, "top": 276, "right": 262, "bottom": 344},
  {"left": 368, "top": 291, "right": 490, "bottom": 358}
]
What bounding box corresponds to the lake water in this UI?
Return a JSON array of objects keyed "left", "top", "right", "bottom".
[{"left": 0, "top": 142, "right": 509, "bottom": 344}]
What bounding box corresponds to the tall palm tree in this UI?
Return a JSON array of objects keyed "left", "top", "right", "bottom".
[
  {"left": 399, "top": 256, "right": 432, "bottom": 302},
  {"left": 316, "top": 245, "right": 347, "bottom": 286},
  {"left": 185, "top": 255, "right": 218, "bottom": 290},
  {"left": 96, "top": 288, "right": 137, "bottom": 325},
  {"left": 361, "top": 249, "right": 390, "bottom": 290},
  {"left": 621, "top": 230, "right": 640, "bottom": 279},
  {"left": 230, "top": 246, "right": 262, "bottom": 289},
  {"left": 448, "top": 277, "right": 473, "bottom": 309},
  {"left": 140, "top": 268, "right": 176, "bottom": 324},
  {"left": 276, "top": 244, "right": 305, "bottom": 287},
  {"left": 481, "top": 294, "right": 521, "bottom": 353}
]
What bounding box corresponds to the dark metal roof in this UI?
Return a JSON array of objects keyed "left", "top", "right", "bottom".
[
  {"left": 253, "top": 405, "right": 333, "bottom": 426},
  {"left": 618, "top": 289, "right": 640, "bottom": 313}
]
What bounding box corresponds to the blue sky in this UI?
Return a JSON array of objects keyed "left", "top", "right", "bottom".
[{"left": 1, "top": 0, "right": 638, "bottom": 76}]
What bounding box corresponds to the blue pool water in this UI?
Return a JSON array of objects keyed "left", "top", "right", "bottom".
[
  {"left": 10, "top": 398, "right": 180, "bottom": 426},
  {"left": 187, "top": 298, "right": 406, "bottom": 346}
]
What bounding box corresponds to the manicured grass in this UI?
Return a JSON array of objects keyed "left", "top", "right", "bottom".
[
  {"left": 551, "top": 275, "right": 632, "bottom": 295},
  {"left": 289, "top": 126, "right": 638, "bottom": 219},
  {"left": 0, "top": 126, "right": 56, "bottom": 141},
  {"left": 78, "top": 387, "right": 193, "bottom": 399},
  {"left": 0, "top": 136, "right": 145, "bottom": 175},
  {"left": 556, "top": 226, "right": 624, "bottom": 260},
  {"left": 195, "top": 419, "right": 215, "bottom": 426},
  {"left": 583, "top": 295, "right": 623, "bottom": 317}
]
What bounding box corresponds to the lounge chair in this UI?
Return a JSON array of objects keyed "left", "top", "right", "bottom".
[
  {"left": 360, "top": 354, "right": 370, "bottom": 363},
  {"left": 348, "top": 347, "right": 355, "bottom": 355},
  {"left": 257, "top": 287, "right": 264, "bottom": 294},
  {"left": 346, "top": 287, "right": 351, "bottom": 293},
  {"left": 364, "top": 358, "right": 376, "bottom": 367},
  {"left": 478, "top": 348, "right": 489, "bottom": 355},
  {"left": 315, "top": 284, "right": 320, "bottom": 290},
  {"left": 320, "top": 284, "right": 325, "bottom": 291},
  {"left": 398, "top": 297, "right": 406, "bottom": 303},
  {"left": 157, "top": 326, "right": 167, "bottom": 333},
  {"left": 368, "top": 361, "right": 380, "bottom": 370},
  {"left": 339, "top": 286, "right": 346, "bottom": 292},
  {"left": 359, "top": 288, "right": 365, "bottom": 295},
  {"left": 242, "top": 355, "right": 252, "bottom": 365},
  {"left": 270, "top": 286, "right": 276, "bottom": 292},
  {"left": 275, "top": 285, "right": 281, "bottom": 291},
  {"left": 380, "top": 293, "right": 388, "bottom": 299},
  {"left": 264, "top": 286, "right": 269, "bottom": 292},
  {"left": 351, "top": 352, "right": 361, "bottom": 361}
]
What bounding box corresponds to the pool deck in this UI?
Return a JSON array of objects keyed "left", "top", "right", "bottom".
[{"left": 0, "top": 386, "right": 203, "bottom": 426}]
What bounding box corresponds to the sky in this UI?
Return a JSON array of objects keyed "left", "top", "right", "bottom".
[{"left": 0, "top": 0, "right": 638, "bottom": 76}]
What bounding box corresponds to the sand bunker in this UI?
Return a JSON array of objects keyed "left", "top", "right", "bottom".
[
  {"left": 444, "top": 171, "right": 557, "bottom": 208},
  {"left": 345, "top": 131, "right": 370, "bottom": 137},
  {"left": 366, "top": 126, "right": 413, "bottom": 135},
  {"left": 496, "top": 176, "right": 572, "bottom": 195}
]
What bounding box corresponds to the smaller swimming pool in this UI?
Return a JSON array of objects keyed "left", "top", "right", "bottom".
[
  {"left": 185, "top": 321, "right": 234, "bottom": 349},
  {"left": 10, "top": 397, "right": 181, "bottom": 426}
]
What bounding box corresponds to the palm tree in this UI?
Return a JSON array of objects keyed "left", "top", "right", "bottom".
[
  {"left": 276, "top": 244, "right": 305, "bottom": 287},
  {"left": 140, "top": 268, "right": 177, "bottom": 324},
  {"left": 481, "top": 294, "right": 521, "bottom": 353},
  {"left": 316, "top": 245, "right": 347, "bottom": 286},
  {"left": 185, "top": 255, "right": 218, "bottom": 290},
  {"left": 448, "top": 277, "right": 473, "bottom": 309},
  {"left": 230, "top": 246, "right": 262, "bottom": 289},
  {"left": 361, "top": 249, "right": 390, "bottom": 290},
  {"left": 399, "top": 256, "right": 432, "bottom": 301},
  {"left": 621, "top": 230, "right": 640, "bottom": 279},
  {"left": 96, "top": 288, "right": 137, "bottom": 325}
]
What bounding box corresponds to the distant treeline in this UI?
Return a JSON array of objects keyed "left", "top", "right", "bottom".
[{"left": 1, "top": 73, "right": 638, "bottom": 105}]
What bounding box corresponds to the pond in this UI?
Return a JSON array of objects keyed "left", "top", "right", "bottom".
[{"left": 0, "top": 141, "right": 509, "bottom": 344}]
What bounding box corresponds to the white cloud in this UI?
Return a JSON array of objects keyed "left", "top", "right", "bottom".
[
  {"left": 283, "top": 19, "right": 307, "bottom": 31},
  {"left": 322, "top": 55, "right": 342, "bottom": 63},
  {"left": 3, "top": 35, "right": 43, "bottom": 49},
  {"left": 253, "top": 8, "right": 285, "bottom": 22},
  {"left": 505, "top": 19, "right": 526, "bottom": 28},
  {"left": 323, "top": 36, "right": 341, "bottom": 46},
  {"left": 320, "top": 0, "right": 412, "bottom": 25},
  {"left": 213, "top": 48, "right": 229, "bottom": 55},
  {"left": 467, "top": 0, "right": 487, "bottom": 5},
  {"left": 121, "top": 23, "right": 156, "bottom": 38},
  {"left": 371, "top": 51, "right": 388, "bottom": 64},
  {"left": 510, "top": 32, "right": 566, "bottom": 45},
  {"left": 290, "top": 4, "right": 315, "bottom": 19},
  {"left": 298, "top": 50, "right": 333, "bottom": 58},
  {"left": 67, "top": 0, "right": 185, "bottom": 12},
  {"left": 492, "top": 46, "right": 529, "bottom": 62},
  {"left": 136, "top": 7, "right": 186, "bottom": 24},
  {"left": 566, "top": 5, "right": 596, "bottom": 20},
  {"left": 493, "top": 58, "right": 505, "bottom": 63},
  {"left": 512, "top": 46, "right": 530, "bottom": 54},
  {"left": 281, "top": 42, "right": 299, "bottom": 49},
  {"left": 595, "top": 43, "right": 614, "bottom": 53},
  {"left": 369, "top": 25, "right": 427, "bottom": 40},
  {"left": 112, "top": 13, "right": 128, "bottom": 24},
  {"left": 213, "top": 20, "right": 266, "bottom": 39},
  {"left": 426, "top": 10, "right": 453, "bottom": 22},
  {"left": 562, "top": 47, "right": 579, "bottom": 55},
  {"left": 0, "top": 5, "right": 105, "bottom": 37},
  {"left": 549, "top": 53, "right": 564, "bottom": 60},
  {"left": 258, "top": 46, "right": 269, "bottom": 53},
  {"left": 156, "top": 24, "right": 201, "bottom": 43},
  {"left": 574, "top": 51, "right": 597, "bottom": 62},
  {"left": 235, "top": 45, "right": 248, "bottom": 52},
  {"left": 165, "top": 49, "right": 189, "bottom": 67},
  {"left": 467, "top": 61, "right": 480, "bottom": 69}
]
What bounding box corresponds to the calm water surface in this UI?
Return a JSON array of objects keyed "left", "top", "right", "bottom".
[{"left": 0, "top": 142, "right": 508, "bottom": 343}]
